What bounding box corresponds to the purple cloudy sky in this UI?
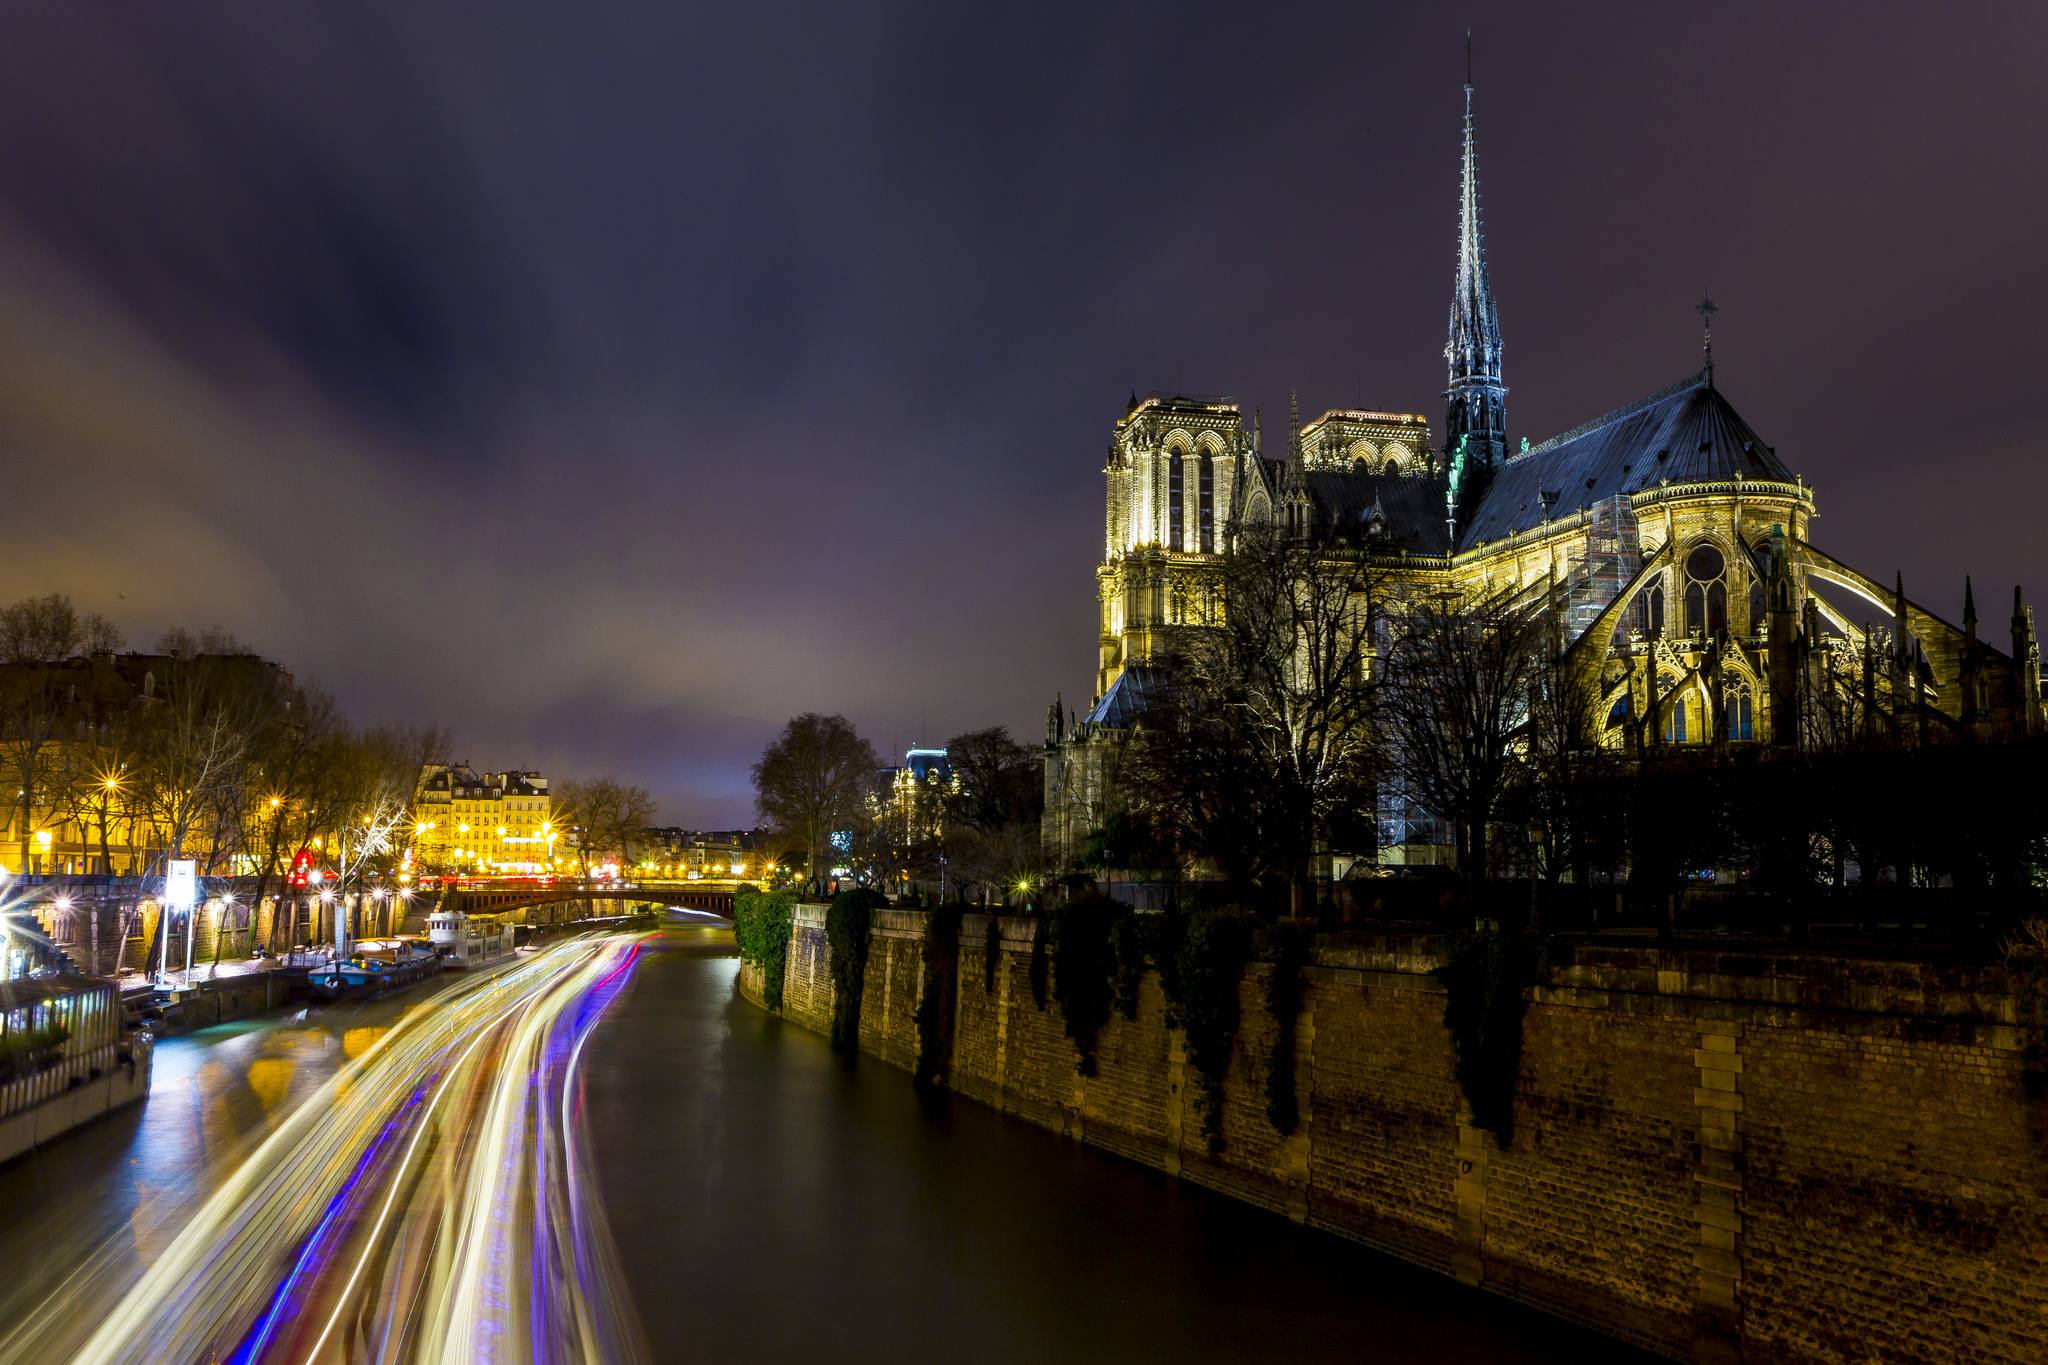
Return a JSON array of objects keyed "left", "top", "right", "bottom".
[{"left": 0, "top": 2, "right": 2040, "bottom": 826}]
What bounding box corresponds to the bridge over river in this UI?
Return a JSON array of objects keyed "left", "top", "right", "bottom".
[{"left": 440, "top": 877, "right": 735, "bottom": 920}]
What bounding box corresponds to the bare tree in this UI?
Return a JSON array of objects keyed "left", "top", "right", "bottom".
[
  {"left": 1378, "top": 586, "right": 1547, "bottom": 890},
  {"left": 1123, "top": 521, "right": 1382, "bottom": 909},
  {"left": 752, "top": 713, "right": 879, "bottom": 896},
  {"left": 0, "top": 592, "right": 122, "bottom": 663},
  {"left": 0, "top": 593, "right": 121, "bottom": 865},
  {"left": 551, "top": 776, "right": 656, "bottom": 875}
]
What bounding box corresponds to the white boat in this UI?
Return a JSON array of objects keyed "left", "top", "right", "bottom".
[{"left": 426, "top": 910, "right": 515, "bottom": 970}]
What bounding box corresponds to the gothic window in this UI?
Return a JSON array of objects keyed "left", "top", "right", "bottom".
[
  {"left": 1726, "top": 692, "right": 1754, "bottom": 741},
  {"left": 1199, "top": 455, "right": 1214, "bottom": 553},
  {"left": 1649, "top": 584, "right": 1665, "bottom": 636},
  {"left": 1685, "top": 542, "right": 1727, "bottom": 636},
  {"left": 1169, "top": 452, "right": 1184, "bottom": 551},
  {"left": 1353, "top": 458, "right": 1368, "bottom": 475},
  {"left": 1385, "top": 460, "right": 1399, "bottom": 477},
  {"left": 1748, "top": 581, "right": 1765, "bottom": 632},
  {"left": 1658, "top": 673, "right": 1687, "bottom": 742}
]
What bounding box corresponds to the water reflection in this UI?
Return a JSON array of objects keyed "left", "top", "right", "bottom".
[{"left": 0, "top": 975, "right": 466, "bottom": 1363}]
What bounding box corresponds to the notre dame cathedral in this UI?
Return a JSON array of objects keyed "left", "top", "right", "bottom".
[{"left": 1044, "top": 79, "right": 2043, "bottom": 869}]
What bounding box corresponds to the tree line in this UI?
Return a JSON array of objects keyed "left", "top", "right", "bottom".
[
  {"left": 751, "top": 711, "right": 1044, "bottom": 902},
  {"left": 0, "top": 592, "right": 667, "bottom": 953}
]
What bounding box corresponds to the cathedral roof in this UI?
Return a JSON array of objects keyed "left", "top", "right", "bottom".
[
  {"left": 1458, "top": 373, "right": 1792, "bottom": 549},
  {"left": 1085, "top": 664, "right": 1160, "bottom": 729},
  {"left": 1302, "top": 470, "right": 1453, "bottom": 557}
]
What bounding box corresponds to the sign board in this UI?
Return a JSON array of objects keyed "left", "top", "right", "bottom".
[{"left": 165, "top": 860, "right": 197, "bottom": 912}]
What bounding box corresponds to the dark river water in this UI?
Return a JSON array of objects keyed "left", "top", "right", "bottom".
[{"left": 584, "top": 926, "right": 1653, "bottom": 1365}]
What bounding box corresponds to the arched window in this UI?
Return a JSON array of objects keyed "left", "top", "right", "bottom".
[
  {"left": 1169, "top": 452, "right": 1184, "bottom": 551},
  {"left": 1747, "top": 581, "right": 1765, "bottom": 632},
  {"left": 1649, "top": 584, "right": 1665, "bottom": 636},
  {"left": 1353, "top": 457, "right": 1369, "bottom": 475},
  {"left": 1667, "top": 694, "right": 1688, "bottom": 743},
  {"left": 1726, "top": 692, "right": 1754, "bottom": 741},
  {"left": 1385, "top": 460, "right": 1400, "bottom": 477},
  {"left": 1684, "top": 542, "right": 1726, "bottom": 637},
  {"left": 1198, "top": 455, "right": 1214, "bottom": 552}
]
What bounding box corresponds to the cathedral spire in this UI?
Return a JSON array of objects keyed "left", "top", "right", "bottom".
[
  {"left": 1286, "top": 389, "right": 1303, "bottom": 480},
  {"left": 1444, "top": 46, "right": 1506, "bottom": 492}
]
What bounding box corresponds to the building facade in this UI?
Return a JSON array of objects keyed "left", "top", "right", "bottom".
[{"left": 412, "top": 765, "right": 552, "bottom": 873}]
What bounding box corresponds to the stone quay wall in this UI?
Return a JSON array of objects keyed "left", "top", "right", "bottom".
[{"left": 734, "top": 912, "right": 2046, "bottom": 1365}]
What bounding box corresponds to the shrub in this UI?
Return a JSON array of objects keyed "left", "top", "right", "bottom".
[
  {"left": 732, "top": 889, "right": 795, "bottom": 1012},
  {"left": 1049, "top": 893, "right": 1128, "bottom": 1076},
  {"left": 826, "top": 888, "right": 886, "bottom": 1048}
]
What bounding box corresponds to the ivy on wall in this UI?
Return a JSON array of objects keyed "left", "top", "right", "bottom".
[
  {"left": 1262, "top": 920, "right": 1313, "bottom": 1137},
  {"left": 1111, "top": 910, "right": 1152, "bottom": 1022},
  {"left": 1028, "top": 912, "right": 1050, "bottom": 1009},
  {"left": 982, "top": 912, "right": 1001, "bottom": 996},
  {"left": 2004, "top": 918, "right": 2048, "bottom": 1105},
  {"left": 1436, "top": 930, "right": 1548, "bottom": 1142},
  {"left": 733, "top": 890, "right": 796, "bottom": 1013},
  {"left": 1049, "top": 893, "right": 1127, "bottom": 1076},
  {"left": 914, "top": 903, "right": 963, "bottom": 1088},
  {"left": 1166, "top": 909, "right": 1255, "bottom": 1154},
  {"left": 827, "top": 888, "right": 886, "bottom": 1049}
]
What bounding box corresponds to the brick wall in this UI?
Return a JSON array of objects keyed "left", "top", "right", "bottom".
[{"left": 740, "top": 914, "right": 2045, "bottom": 1365}]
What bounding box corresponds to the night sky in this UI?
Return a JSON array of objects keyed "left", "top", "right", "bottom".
[{"left": 0, "top": 3, "right": 2039, "bottom": 826}]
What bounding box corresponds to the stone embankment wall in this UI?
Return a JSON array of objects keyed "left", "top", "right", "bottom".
[{"left": 735, "top": 912, "right": 2045, "bottom": 1365}]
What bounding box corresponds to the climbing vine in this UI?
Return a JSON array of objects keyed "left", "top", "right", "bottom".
[
  {"left": 1167, "top": 909, "right": 1255, "bottom": 1154},
  {"left": 914, "top": 903, "right": 963, "bottom": 1088},
  {"left": 732, "top": 890, "right": 796, "bottom": 1013},
  {"left": 1028, "top": 911, "right": 1050, "bottom": 1009},
  {"left": 1111, "top": 909, "right": 1152, "bottom": 1022},
  {"left": 826, "top": 888, "right": 886, "bottom": 1049},
  {"left": 2003, "top": 918, "right": 2048, "bottom": 1106},
  {"left": 1262, "top": 920, "right": 1313, "bottom": 1137},
  {"left": 982, "top": 911, "right": 1002, "bottom": 996},
  {"left": 1050, "top": 893, "right": 1128, "bottom": 1076},
  {"left": 1436, "top": 930, "right": 1548, "bottom": 1142}
]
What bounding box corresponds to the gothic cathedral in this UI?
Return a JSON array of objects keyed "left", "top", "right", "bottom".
[{"left": 1047, "top": 77, "right": 2041, "bottom": 867}]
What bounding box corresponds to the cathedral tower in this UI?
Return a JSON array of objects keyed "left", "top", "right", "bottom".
[{"left": 1444, "top": 73, "right": 1506, "bottom": 513}]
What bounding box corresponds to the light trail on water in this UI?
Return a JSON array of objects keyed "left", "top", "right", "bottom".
[{"left": 67, "top": 934, "right": 655, "bottom": 1365}]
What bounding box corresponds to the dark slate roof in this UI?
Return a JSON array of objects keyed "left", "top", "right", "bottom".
[
  {"left": 1303, "top": 470, "right": 1452, "bottom": 557},
  {"left": 1458, "top": 373, "right": 1792, "bottom": 550},
  {"left": 1086, "top": 665, "right": 1161, "bottom": 728}
]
